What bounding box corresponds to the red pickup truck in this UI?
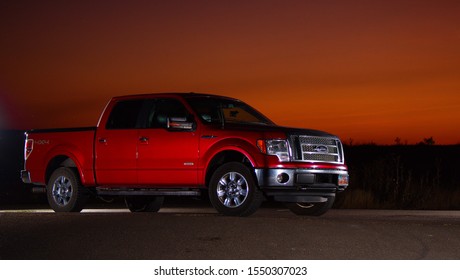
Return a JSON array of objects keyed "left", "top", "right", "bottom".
[{"left": 21, "top": 93, "right": 348, "bottom": 216}]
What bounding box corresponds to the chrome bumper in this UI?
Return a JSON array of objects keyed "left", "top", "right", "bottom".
[
  {"left": 254, "top": 168, "right": 349, "bottom": 203},
  {"left": 254, "top": 168, "right": 349, "bottom": 188}
]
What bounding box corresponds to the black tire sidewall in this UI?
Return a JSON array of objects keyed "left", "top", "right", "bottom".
[{"left": 209, "top": 162, "right": 262, "bottom": 216}]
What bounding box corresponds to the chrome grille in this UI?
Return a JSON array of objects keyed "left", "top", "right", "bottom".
[
  {"left": 302, "top": 154, "right": 338, "bottom": 162},
  {"left": 302, "top": 145, "right": 338, "bottom": 153},
  {"left": 299, "top": 137, "right": 336, "bottom": 145},
  {"left": 290, "top": 135, "right": 344, "bottom": 163}
]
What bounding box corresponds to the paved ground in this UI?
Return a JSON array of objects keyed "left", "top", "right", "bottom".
[{"left": 0, "top": 204, "right": 459, "bottom": 260}]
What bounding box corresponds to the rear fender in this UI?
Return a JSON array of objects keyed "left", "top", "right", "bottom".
[{"left": 44, "top": 145, "right": 95, "bottom": 185}]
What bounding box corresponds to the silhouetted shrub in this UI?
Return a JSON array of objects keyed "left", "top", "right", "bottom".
[{"left": 337, "top": 145, "right": 460, "bottom": 210}]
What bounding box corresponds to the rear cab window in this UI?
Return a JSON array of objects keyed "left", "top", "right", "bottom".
[{"left": 106, "top": 100, "right": 144, "bottom": 129}]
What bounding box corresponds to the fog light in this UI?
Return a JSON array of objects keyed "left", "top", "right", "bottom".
[
  {"left": 338, "top": 174, "right": 349, "bottom": 187},
  {"left": 276, "top": 173, "right": 289, "bottom": 184}
]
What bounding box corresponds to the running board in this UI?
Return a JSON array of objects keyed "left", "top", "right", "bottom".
[{"left": 96, "top": 188, "right": 201, "bottom": 196}]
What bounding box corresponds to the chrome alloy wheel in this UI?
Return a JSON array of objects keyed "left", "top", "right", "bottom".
[
  {"left": 216, "top": 171, "right": 249, "bottom": 208},
  {"left": 51, "top": 175, "right": 73, "bottom": 207}
]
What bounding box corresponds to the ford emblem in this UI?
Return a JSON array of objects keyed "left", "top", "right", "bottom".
[{"left": 314, "top": 145, "right": 328, "bottom": 153}]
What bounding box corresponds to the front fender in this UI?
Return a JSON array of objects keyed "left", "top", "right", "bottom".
[
  {"left": 201, "top": 137, "right": 264, "bottom": 168},
  {"left": 198, "top": 137, "right": 270, "bottom": 186}
]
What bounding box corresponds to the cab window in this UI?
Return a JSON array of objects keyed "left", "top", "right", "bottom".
[
  {"left": 106, "top": 100, "right": 144, "bottom": 129},
  {"left": 145, "top": 98, "right": 192, "bottom": 129}
]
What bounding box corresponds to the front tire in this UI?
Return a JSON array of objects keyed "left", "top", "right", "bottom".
[
  {"left": 208, "top": 162, "right": 263, "bottom": 216},
  {"left": 286, "top": 196, "right": 335, "bottom": 216},
  {"left": 125, "top": 196, "right": 164, "bottom": 212},
  {"left": 47, "top": 167, "right": 89, "bottom": 212}
]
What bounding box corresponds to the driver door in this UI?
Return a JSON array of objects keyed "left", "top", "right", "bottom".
[{"left": 137, "top": 98, "right": 199, "bottom": 186}]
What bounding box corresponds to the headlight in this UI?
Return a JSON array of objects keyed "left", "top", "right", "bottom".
[{"left": 257, "top": 139, "right": 290, "bottom": 162}]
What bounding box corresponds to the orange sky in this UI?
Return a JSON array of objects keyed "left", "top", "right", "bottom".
[{"left": 1, "top": 0, "right": 459, "bottom": 144}]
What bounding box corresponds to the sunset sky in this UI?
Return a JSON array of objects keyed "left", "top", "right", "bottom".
[{"left": 1, "top": 0, "right": 459, "bottom": 144}]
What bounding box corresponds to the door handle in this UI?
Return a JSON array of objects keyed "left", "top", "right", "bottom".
[
  {"left": 139, "top": 136, "right": 149, "bottom": 143},
  {"left": 98, "top": 138, "right": 107, "bottom": 144}
]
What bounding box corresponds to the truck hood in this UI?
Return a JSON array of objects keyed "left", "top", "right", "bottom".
[{"left": 220, "top": 123, "right": 339, "bottom": 139}]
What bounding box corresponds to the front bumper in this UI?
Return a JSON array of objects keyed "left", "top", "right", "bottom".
[{"left": 254, "top": 168, "right": 349, "bottom": 202}]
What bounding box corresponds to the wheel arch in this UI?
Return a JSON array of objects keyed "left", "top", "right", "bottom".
[
  {"left": 45, "top": 155, "right": 79, "bottom": 184},
  {"left": 43, "top": 143, "right": 95, "bottom": 186},
  {"left": 204, "top": 149, "right": 256, "bottom": 189}
]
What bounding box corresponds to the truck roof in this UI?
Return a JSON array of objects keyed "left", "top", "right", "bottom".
[{"left": 112, "top": 92, "right": 240, "bottom": 101}]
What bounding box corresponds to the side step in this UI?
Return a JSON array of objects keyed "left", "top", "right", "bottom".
[{"left": 96, "top": 187, "right": 201, "bottom": 196}]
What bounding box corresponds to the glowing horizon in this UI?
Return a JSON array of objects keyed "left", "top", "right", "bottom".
[{"left": 1, "top": 1, "right": 459, "bottom": 144}]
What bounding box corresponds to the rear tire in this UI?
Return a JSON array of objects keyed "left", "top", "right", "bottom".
[
  {"left": 208, "top": 162, "right": 263, "bottom": 216},
  {"left": 125, "top": 196, "right": 164, "bottom": 212},
  {"left": 286, "top": 196, "right": 335, "bottom": 216},
  {"left": 47, "top": 167, "right": 89, "bottom": 212}
]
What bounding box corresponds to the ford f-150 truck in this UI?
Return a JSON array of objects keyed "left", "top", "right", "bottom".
[{"left": 21, "top": 93, "right": 349, "bottom": 216}]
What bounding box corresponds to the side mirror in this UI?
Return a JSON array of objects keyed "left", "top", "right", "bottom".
[{"left": 167, "top": 117, "right": 195, "bottom": 131}]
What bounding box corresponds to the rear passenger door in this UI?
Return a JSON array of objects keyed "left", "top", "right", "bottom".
[{"left": 95, "top": 99, "right": 143, "bottom": 185}]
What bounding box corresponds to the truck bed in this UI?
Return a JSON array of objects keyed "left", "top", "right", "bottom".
[{"left": 24, "top": 127, "right": 97, "bottom": 186}]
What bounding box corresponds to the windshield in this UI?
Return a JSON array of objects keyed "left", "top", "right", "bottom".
[{"left": 185, "top": 96, "right": 274, "bottom": 126}]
